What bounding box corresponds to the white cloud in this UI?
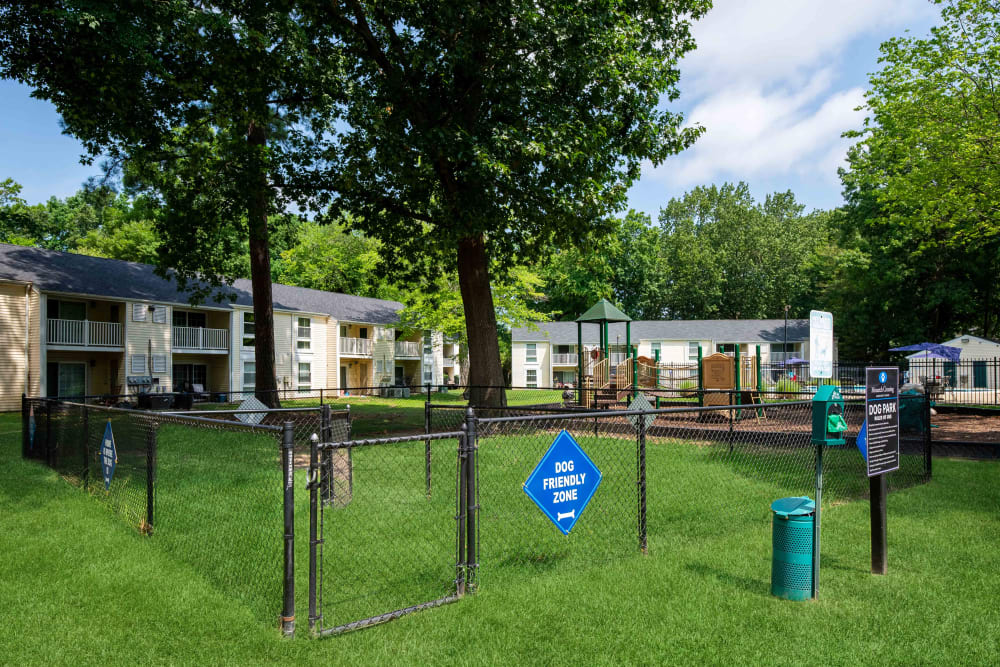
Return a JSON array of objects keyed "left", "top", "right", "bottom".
[
  {"left": 680, "top": 0, "right": 934, "bottom": 94},
  {"left": 642, "top": 1, "right": 937, "bottom": 195}
]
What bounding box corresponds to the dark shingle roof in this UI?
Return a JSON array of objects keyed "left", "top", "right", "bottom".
[
  {"left": 512, "top": 319, "right": 812, "bottom": 345},
  {"left": 0, "top": 243, "right": 403, "bottom": 324}
]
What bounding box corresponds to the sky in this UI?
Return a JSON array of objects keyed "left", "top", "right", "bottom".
[{"left": 0, "top": 1, "right": 940, "bottom": 215}]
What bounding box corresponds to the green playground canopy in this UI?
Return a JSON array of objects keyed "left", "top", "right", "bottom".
[{"left": 575, "top": 298, "right": 632, "bottom": 323}]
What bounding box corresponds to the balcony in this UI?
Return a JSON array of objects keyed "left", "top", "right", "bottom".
[
  {"left": 442, "top": 356, "right": 456, "bottom": 367},
  {"left": 47, "top": 319, "right": 122, "bottom": 347},
  {"left": 552, "top": 353, "right": 579, "bottom": 366},
  {"left": 340, "top": 337, "right": 372, "bottom": 356},
  {"left": 395, "top": 341, "right": 420, "bottom": 357},
  {"left": 173, "top": 326, "right": 229, "bottom": 351}
]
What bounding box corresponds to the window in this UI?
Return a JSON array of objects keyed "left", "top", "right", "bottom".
[
  {"left": 526, "top": 343, "right": 537, "bottom": 363},
  {"left": 526, "top": 369, "right": 537, "bottom": 388},
  {"left": 151, "top": 354, "right": 167, "bottom": 374},
  {"left": 151, "top": 305, "right": 167, "bottom": 324},
  {"left": 688, "top": 342, "right": 700, "bottom": 363},
  {"left": 297, "top": 317, "right": 311, "bottom": 350},
  {"left": 650, "top": 342, "right": 661, "bottom": 359},
  {"left": 243, "top": 361, "right": 256, "bottom": 390},
  {"left": 424, "top": 369, "right": 433, "bottom": 382},
  {"left": 340, "top": 325, "right": 348, "bottom": 337},
  {"left": 717, "top": 343, "right": 736, "bottom": 357},
  {"left": 242, "top": 312, "right": 255, "bottom": 347},
  {"left": 423, "top": 331, "right": 432, "bottom": 355},
  {"left": 375, "top": 326, "right": 392, "bottom": 341},
  {"left": 131, "top": 354, "right": 147, "bottom": 374},
  {"left": 173, "top": 310, "right": 206, "bottom": 328},
  {"left": 132, "top": 303, "right": 147, "bottom": 322},
  {"left": 359, "top": 327, "right": 368, "bottom": 339},
  {"left": 47, "top": 299, "right": 86, "bottom": 321},
  {"left": 297, "top": 362, "right": 311, "bottom": 390}
]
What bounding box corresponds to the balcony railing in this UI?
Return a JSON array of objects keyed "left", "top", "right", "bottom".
[
  {"left": 394, "top": 341, "right": 421, "bottom": 357},
  {"left": 552, "top": 353, "right": 579, "bottom": 366},
  {"left": 340, "top": 337, "right": 372, "bottom": 355},
  {"left": 442, "top": 356, "right": 456, "bottom": 367},
  {"left": 173, "top": 326, "right": 229, "bottom": 350},
  {"left": 47, "top": 319, "right": 122, "bottom": 347}
]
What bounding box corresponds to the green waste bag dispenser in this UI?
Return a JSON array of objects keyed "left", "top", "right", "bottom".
[{"left": 811, "top": 385, "right": 848, "bottom": 446}]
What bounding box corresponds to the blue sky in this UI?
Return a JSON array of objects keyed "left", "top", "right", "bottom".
[{"left": 1, "top": 1, "right": 939, "bottom": 215}]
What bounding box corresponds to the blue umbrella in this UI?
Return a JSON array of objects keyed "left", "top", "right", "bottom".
[{"left": 888, "top": 342, "right": 961, "bottom": 363}]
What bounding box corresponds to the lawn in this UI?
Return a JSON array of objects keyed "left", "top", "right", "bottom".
[{"left": 1, "top": 409, "right": 999, "bottom": 665}]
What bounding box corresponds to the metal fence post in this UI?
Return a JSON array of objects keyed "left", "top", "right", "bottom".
[
  {"left": 924, "top": 392, "right": 933, "bottom": 479},
  {"left": 320, "top": 405, "right": 332, "bottom": 505},
  {"left": 464, "top": 407, "right": 478, "bottom": 593},
  {"left": 456, "top": 427, "right": 469, "bottom": 597},
  {"left": 145, "top": 421, "right": 157, "bottom": 534},
  {"left": 45, "top": 399, "right": 54, "bottom": 467},
  {"left": 82, "top": 405, "right": 90, "bottom": 490},
  {"left": 425, "top": 391, "right": 432, "bottom": 498},
  {"left": 637, "top": 411, "right": 648, "bottom": 554},
  {"left": 308, "top": 432, "right": 320, "bottom": 634},
  {"left": 21, "top": 394, "right": 28, "bottom": 459},
  {"left": 281, "top": 421, "right": 295, "bottom": 637}
]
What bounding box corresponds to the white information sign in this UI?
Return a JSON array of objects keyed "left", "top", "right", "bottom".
[{"left": 809, "top": 310, "right": 833, "bottom": 379}]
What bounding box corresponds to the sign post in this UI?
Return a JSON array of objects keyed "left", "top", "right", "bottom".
[{"left": 861, "top": 367, "right": 899, "bottom": 575}]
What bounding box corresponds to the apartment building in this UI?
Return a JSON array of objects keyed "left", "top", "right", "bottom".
[
  {"left": 0, "top": 243, "right": 461, "bottom": 410},
  {"left": 511, "top": 319, "right": 835, "bottom": 388}
]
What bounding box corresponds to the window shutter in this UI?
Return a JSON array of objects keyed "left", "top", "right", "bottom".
[
  {"left": 151, "top": 354, "right": 167, "bottom": 373},
  {"left": 131, "top": 354, "right": 147, "bottom": 374},
  {"left": 132, "top": 304, "right": 147, "bottom": 322},
  {"left": 152, "top": 306, "right": 167, "bottom": 324}
]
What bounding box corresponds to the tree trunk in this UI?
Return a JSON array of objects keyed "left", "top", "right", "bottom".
[
  {"left": 456, "top": 234, "right": 506, "bottom": 407},
  {"left": 247, "top": 120, "right": 280, "bottom": 408}
]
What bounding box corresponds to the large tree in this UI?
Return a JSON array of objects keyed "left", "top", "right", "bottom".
[
  {"left": 1, "top": 1, "right": 330, "bottom": 406},
  {"left": 295, "top": 0, "right": 710, "bottom": 405},
  {"left": 839, "top": 0, "right": 1000, "bottom": 348}
]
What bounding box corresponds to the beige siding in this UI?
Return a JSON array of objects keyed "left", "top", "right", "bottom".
[
  {"left": 27, "top": 286, "right": 41, "bottom": 397},
  {"left": 331, "top": 318, "right": 341, "bottom": 388},
  {"left": 373, "top": 325, "right": 393, "bottom": 384},
  {"left": 307, "top": 317, "right": 328, "bottom": 389},
  {"left": 0, "top": 283, "right": 29, "bottom": 410},
  {"left": 125, "top": 301, "right": 172, "bottom": 392},
  {"left": 274, "top": 311, "right": 294, "bottom": 390}
]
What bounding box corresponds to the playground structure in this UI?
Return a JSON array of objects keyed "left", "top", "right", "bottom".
[{"left": 575, "top": 299, "right": 768, "bottom": 409}]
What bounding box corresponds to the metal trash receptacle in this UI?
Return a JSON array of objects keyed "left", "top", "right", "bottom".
[{"left": 771, "top": 496, "right": 815, "bottom": 600}]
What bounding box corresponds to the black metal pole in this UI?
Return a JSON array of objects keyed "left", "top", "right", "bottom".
[
  {"left": 21, "top": 394, "right": 27, "bottom": 459},
  {"left": 924, "top": 392, "right": 933, "bottom": 479},
  {"left": 464, "top": 407, "right": 478, "bottom": 593},
  {"left": 813, "top": 441, "right": 822, "bottom": 599},
  {"left": 146, "top": 420, "right": 157, "bottom": 534},
  {"left": 281, "top": 421, "right": 296, "bottom": 637},
  {"left": 320, "top": 404, "right": 332, "bottom": 505},
  {"left": 870, "top": 473, "right": 888, "bottom": 575},
  {"left": 637, "top": 413, "right": 647, "bottom": 554},
  {"left": 456, "top": 428, "right": 469, "bottom": 597},
  {"left": 308, "top": 433, "right": 319, "bottom": 633},
  {"left": 82, "top": 405, "right": 90, "bottom": 489},
  {"left": 425, "top": 390, "right": 432, "bottom": 498}
]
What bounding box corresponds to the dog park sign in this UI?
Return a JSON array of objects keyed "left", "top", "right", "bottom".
[{"left": 523, "top": 430, "right": 602, "bottom": 535}]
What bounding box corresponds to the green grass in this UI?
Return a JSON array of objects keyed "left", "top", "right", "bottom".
[{"left": 2, "top": 410, "right": 999, "bottom": 664}]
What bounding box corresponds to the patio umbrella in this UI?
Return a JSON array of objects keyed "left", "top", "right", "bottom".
[{"left": 888, "top": 342, "right": 961, "bottom": 363}]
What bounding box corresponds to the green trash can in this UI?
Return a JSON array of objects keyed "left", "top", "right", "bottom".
[{"left": 770, "top": 496, "right": 815, "bottom": 601}]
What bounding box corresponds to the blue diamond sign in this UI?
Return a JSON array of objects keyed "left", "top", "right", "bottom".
[
  {"left": 523, "top": 430, "right": 602, "bottom": 535},
  {"left": 100, "top": 421, "right": 117, "bottom": 490}
]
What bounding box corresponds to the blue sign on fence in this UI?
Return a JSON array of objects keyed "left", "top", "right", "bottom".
[
  {"left": 100, "top": 421, "right": 117, "bottom": 490},
  {"left": 523, "top": 430, "right": 602, "bottom": 536}
]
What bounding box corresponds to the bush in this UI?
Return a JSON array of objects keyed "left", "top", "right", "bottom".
[{"left": 775, "top": 378, "right": 801, "bottom": 393}]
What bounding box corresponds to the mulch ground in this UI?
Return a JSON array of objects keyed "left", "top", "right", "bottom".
[{"left": 932, "top": 412, "right": 1000, "bottom": 443}]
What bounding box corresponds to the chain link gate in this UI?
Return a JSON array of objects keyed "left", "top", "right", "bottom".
[{"left": 307, "top": 426, "right": 475, "bottom": 636}]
